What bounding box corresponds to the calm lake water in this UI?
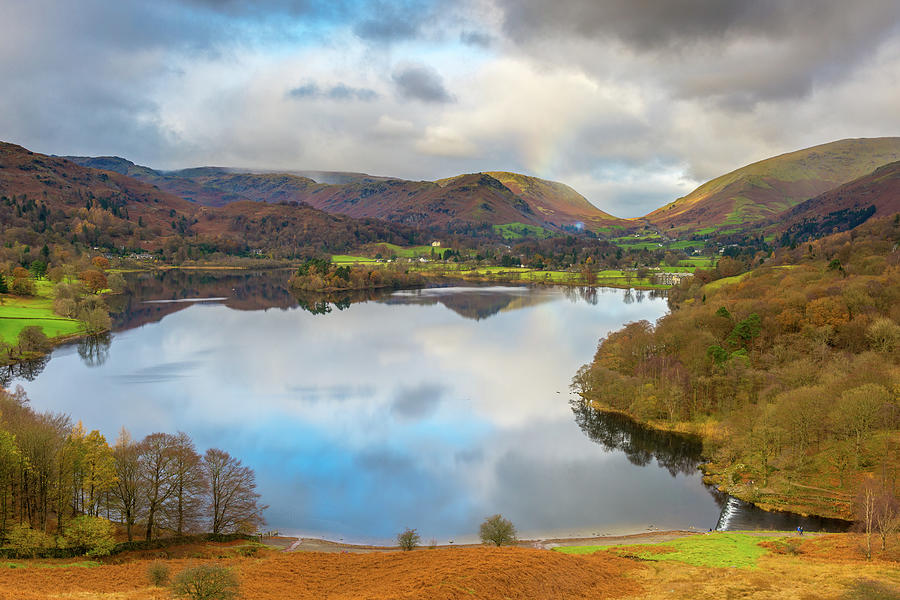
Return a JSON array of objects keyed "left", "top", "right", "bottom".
[{"left": 8, "top": 270, "right": 846, "bottom": 542}]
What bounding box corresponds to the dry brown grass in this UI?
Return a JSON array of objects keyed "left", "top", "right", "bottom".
[
  {"left": 0, "top": 547, "right": 641, "bottom": 600},
  {"left": 1, "top": 535, "right": 897, "bottom": 600}
]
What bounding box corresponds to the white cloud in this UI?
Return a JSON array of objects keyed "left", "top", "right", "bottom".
[{"left": 372, "top": 115, "right": 417, "bottom": 138}]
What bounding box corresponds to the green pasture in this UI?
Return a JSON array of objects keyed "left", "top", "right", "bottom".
[
  {"left": 0, "top": 282, "right": 84, "bottom": 345},
  {"left": 492, "top": 222, "right": 556, "bottom": 240},
  {"left": 556, "top": 532, "right": 772, "bottom": 569},
  {"left": 331, "top": 255, "right": 378, "bottom": 264},
  {"left": 374, "top": 243, "right": 446, "bottom": 258}
]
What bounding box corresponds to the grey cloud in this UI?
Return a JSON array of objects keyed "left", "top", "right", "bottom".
[
  {"left": 328, "top": 83, "right": 379, "bottom": 101},
  {"left": 498, "top": 0, "right": 900, "bottom": 106},
  {"left": 354, "top": 17, "right": 420, "bottom": 42},
  {"left": 288, "top": 82, "right": 379, "bottom": 101},
  {"left": 499, "top": 0, "right": 899, "bottom": 50},
  {"left": 460, "top": 30, "right": 492, "bottom": 47},
  {"left": 392, "top": 64, "right": 454, "bottom": 103},
  {"left": 288, "top": 83, "right": 320, "bottom": 98},
  {"left": 391, "top": 382, "right": 446, "bottom": 421}
]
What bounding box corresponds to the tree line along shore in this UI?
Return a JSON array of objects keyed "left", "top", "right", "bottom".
[{"left": 573, "top": 215, "right": 900, "bottom": 535}]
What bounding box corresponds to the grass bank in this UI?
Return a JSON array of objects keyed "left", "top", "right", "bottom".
[{"left": 0, "top": 280, "right": 84, "bottom": 345}]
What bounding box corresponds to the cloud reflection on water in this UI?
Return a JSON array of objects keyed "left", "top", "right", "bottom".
[{"left": 14, "top": 283, "right": 723, "bottom": 543}]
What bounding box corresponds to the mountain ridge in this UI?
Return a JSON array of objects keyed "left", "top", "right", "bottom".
[{"left": 644, "top": 137, "right": 900, "bottom": 231}]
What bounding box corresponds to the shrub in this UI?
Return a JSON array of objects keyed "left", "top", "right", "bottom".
[
  {"left": 235, "top": 544, "right": 260, "bottom": 557},
  {"left": 147, "top": 561, "right": 171, "bottom": 586},
  {"left": 843, "top": 578, "right": 900, "bottom": 600},
  {"left": 397, "top": 528, "right": 420, "bottom": 551},
  {"left": 171, "top": 565, "right": 240, "bottom": 600},
  {"left": 64, "top": 516, "right": 116, "bottom": 557},
  {"left": 479, "top": 514, "right": 517, "bottom": 547},
  {"left": 17, "top": 326, "right": 50, "bottom": 354},
  {"left": 6, "top": 524, "right": 55, "bottom": 558},
  {"left": 867, "top": 318, "right": 900, "bottom": 353}
]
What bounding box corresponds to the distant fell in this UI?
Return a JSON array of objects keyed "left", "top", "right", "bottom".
[
  {"left": 4, "top": 142, "right": 420, "bottom": 254},
  {"left": 65, "top": 154, "right": 625, "bottom": 233},
  {"left": 644, "top": 137, "right": 900, "bottom": 231}
]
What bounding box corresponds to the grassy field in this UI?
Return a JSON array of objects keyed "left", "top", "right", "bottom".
[
  {"left": 0, "top": 280, "right": 84, "bottom": 345},
  {"left": 702, "top": 271, "right": 752, "bottom": 292},
  {"left": 492, "top": 222, "right": 556, "bottom": 240},
  {"left": 678, "top": 257, "right": 717, "bottom": 268},
  {"left": 374, "top": 243, "right": 445, "bottom": 258},
  {"left": 557, "top": 532, "right": 771, "bottom": 569},
  {"left": 331, "top": 254, "right": 378, "bottom": 264}
]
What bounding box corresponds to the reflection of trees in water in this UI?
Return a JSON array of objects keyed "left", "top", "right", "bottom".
[
  {"left": 562, "top": 286, "right": 599, "bottom": 306},
  {"left": 78, "top": 334, "right": 111, "bottom": 367},
  {"left": 292, "top": 289, "right": 380, "bottom": 316},
  {"left": 0, "top": 355, "right": 49, "bottom": 387},
  {"left": 570, "top": 398, "right": 703, "bottom": 477}
]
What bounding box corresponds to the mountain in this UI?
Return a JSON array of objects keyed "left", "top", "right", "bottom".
[
  {"left": 644, "top": 137, "right": 900, "bottom": 232},
  {"left": 1, "top": 142, "right": 196, "bottom": 248},
  {"left": 64, "top": 156, "right": 625, "bottom": 234},
  {"left": 1, "top": 142, "right": 420, "bottom": 256},
  {"left": 775, "top": 159, "right": 900, "bottom": 243}
]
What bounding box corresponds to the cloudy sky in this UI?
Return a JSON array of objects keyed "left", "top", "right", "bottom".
[{"left": 2, "top": 0, "right": 900, "bottom": 217}]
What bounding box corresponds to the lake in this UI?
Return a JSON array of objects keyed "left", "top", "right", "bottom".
[{"left": 7, "top": 270, "right": 845, "bottom": 543}]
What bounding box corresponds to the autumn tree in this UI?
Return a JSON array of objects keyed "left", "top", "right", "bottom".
[
  {"left": 78, "top": 427, "right": 117, "bottom": 516},
  {"left": 91, "top": 256, "right": 110, "bottom": 271},
  {"left": 834, "top": 384, "right": 891, "bottom": 466},
  {"left": 78, "top": 269, "right": 107, "bottom": 294},
  {"left": 203, "top": 448, "right": 265, "bottom": 535},
  {"left": 0, "top": 427, "right": 21, "bottom": 537}
]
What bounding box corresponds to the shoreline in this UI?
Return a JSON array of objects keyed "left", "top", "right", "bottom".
[
  {"left": 115, "top": 261, "right": 674, "bottom": 292},
  {"left": 582, "top": 400, "right": 855, "bottom": 522},
  {"left": 271, "top": 528, "right": 825, "bottom": 554}
]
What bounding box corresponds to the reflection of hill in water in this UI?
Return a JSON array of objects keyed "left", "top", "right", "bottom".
[
  {"left": 380, "top": 287, "right": 558, "bottom": 320},
  {"left": 110, "top": 269, "right": 299, "bottom": 331},
  {"left": 570, "top": 398, "right": 704, "bottom": 478}
]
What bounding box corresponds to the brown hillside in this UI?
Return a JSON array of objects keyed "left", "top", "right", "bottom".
[
  {"left": 782, "top": 160, "right": 900, "bottom": 221},
  {"left": 485, "top": 171, "right": 620, "bottom": 228},
  {"left": 1, "top": 142, "right": 197, "bottom": 249},
  {"left": 645, "top": 137, "right": 900, "bottom": 231},
  {"left": 65, "top": 154, "right": 626, "bottom": 232},
  {"left": 2, "top": 143, "right": 420, "bottom": 255}
]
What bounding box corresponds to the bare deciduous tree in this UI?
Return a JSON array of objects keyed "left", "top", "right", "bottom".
[
  {"left": 139, "top": 433, "right": 179, "bottom": 541},
  {"left": 203, "top": 448, "right": 265, "bottom": 535},
  {"left": 111, "top": 428, "right": 141, "bottom": 541},
  {"left": 164, "top": 432, "right": 208, "bottom": 536}
]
